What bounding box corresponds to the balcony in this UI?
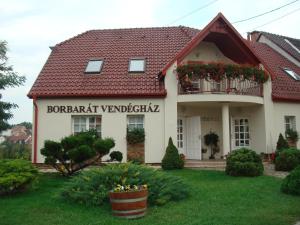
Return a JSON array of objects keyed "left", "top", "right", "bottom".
[
  {"left": 176, "top": 62, "right": 268, "bottom": 97},
  {"left": 178, "top": 77, "right": 263, "bottom": 97}
]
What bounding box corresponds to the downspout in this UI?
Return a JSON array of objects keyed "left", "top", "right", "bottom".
[{"left": 33, "top": 96, "right": 38, "bottom": 164}]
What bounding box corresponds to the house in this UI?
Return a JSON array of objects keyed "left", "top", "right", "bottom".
[
  {"left": 28, "top": 13, "right": 300, "bottom": 164},
  {"left": 4, "top": 126, "right": 32, "bottom": 145}
]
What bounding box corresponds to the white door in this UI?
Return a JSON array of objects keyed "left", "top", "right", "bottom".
[
  {"left": 231, "top": 118, "right": 250, "bottom": 150},
  {"left": 186, "top": 116, "right": 201, "bottom": 160}
]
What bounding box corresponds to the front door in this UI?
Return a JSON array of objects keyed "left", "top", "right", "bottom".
[{"left": 186, "top": 116, "right": 201, "bottom": 160}]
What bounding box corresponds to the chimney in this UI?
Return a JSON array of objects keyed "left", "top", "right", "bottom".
[{"left": 247, "top": 31, "right": 261, "bottom": 42}]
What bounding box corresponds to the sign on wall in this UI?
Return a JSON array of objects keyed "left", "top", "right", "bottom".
[{"left": 47, "top": 103, "right": 160, "bottom": 113}]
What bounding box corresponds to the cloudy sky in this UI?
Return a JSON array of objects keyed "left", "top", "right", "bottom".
[{"left": 1, "top": 0, "right": 300, "bottom": 124}]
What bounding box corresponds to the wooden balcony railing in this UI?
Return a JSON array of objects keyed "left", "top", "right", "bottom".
[{"left": 178, "top": 78, "right": 263, "bottom": 97}]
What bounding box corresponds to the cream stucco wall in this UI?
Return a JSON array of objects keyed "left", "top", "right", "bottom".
[
  {"left": 34, "top": 98, "right": 165, "bottom": 163},
  {"left": 183, "top": 41, "right": 236, "bottom": 64},
  {"left": 272, "top": 102, "right": 300, "bottom": 149}
]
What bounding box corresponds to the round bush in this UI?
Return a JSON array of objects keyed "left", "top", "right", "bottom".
[
  {"left": 0, "top": 159, "right": 38, "bottom": 195},
  {"left": 281, "top": 165, "right": 300, "bottom": 195},
  {"left": 61, "top": 163, "right": 189, "bottom": 206},
  {"left": 109, "top": 151, "right": 123, "bottom": 162},
  {"left": 275, "top": 148, "right": 300, "bottom": 171},
  {"left": 226, "top": 148, "right": 264, "bottom": 177}
]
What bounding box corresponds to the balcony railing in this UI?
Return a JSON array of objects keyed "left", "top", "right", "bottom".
[{"left": 178, "top": 77, "right": 263, "bottom": 97}]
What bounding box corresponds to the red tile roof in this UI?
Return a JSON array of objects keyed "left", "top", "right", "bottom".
[
  {"left": 28, "top": 26, "right": 199, "bottom": 98},
  {"left": 250, "top": 42, "right": 300, "bottom": 102},
  {"left": 257, "top": 31, "right": 300, "bottom": 62}
]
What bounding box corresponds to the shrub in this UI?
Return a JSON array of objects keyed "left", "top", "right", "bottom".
[
  {"left": 281, "top": 165, "right": 300, "bottom": 195},
  {"left": 226, "top": 148, "right": 264, "bottom": 177},
  {"left": 41, "top": 132, "right": 115, "bottom": 176},
  {"left": 275, "top": 148, "right": 300, "bottom": 171},
  {"left": 126, "top": 128, "right": 145, "bottom": 144},
  {"left": 161, "top": 137, "right": 184, "bottom": 170},
  {"left": 285, "top": 129, "right": 299, "bottom": 143},
  {"left": 61, "top": 163, "right": 189, "bottom": 206},
  {"left": 0, "top": 159, "right": 38, "bottom": 195},
  {"left": 0, "top": 141, "right": 31, "bottom": 160},
  {"left": 276, "top": 133, "right": 289, "bottom": 151},
  {"left": 109, "top": 151, "right": 123, "bottom": 162},
  {"left": 204, "top": 131, "right": 219, "bottom": 159}
]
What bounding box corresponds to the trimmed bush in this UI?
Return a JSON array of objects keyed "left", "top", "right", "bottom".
[
  {"left": 276, "top": 133, "right": 289, "bottom": 151},
  {"left": 281, "top": 165, "right": 300, "bottom": 195},
  {"left": 126, "top": 128, "right": 145, "bottom": 144},
  {"left": 109, "top": 151, "right": 123, "bottom": 162},
  {"left": 161, "top": 137, "right": 184, "bottom": 170},
  {"left": 275, "top": 148, "right": 300, "bottom": 171},
  {"left": 226, "top": 148, "right": 264, "bottom": 177},
  {"left": 0, "top": 159, "right": 38, "bottom": 195},
  {"left": 41, "top": 132, "right": 115, "bottom": 176},
  {"left": 61, "top": 163, "right": 189, "bottom": 206}
]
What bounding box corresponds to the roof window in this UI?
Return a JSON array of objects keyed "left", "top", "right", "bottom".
[
  {"left": 129, "top": 59, "right": 146, "bottom": 72},
  {"left": 283, "top": 68, "right": 300, "bottom": 81},
  {"left": 85, "top": 60, "right": 103, "bottom": 73},
  {"left": 284, "top": 39, "right": 300, "bottom": 54}
]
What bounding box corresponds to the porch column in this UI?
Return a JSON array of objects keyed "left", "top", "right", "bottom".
[{"left": 222, "top": 103, "right": 230, "bottom": 157}]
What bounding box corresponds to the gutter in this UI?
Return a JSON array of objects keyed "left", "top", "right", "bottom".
[{"left": 33, "top": 97, "right": 38, "bottom": 163}]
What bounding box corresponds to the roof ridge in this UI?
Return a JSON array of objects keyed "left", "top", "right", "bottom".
[{"left": 257, "top": 31, "right": 300, "bottom": 41}]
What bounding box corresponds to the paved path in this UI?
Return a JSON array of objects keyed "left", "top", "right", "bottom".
[{"left": 263, "top": 163, "right": 289, "bottom": 178}]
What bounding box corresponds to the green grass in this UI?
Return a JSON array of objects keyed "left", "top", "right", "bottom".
[{"left": 0, "top": 169, "right": 300, "bottom": 225}]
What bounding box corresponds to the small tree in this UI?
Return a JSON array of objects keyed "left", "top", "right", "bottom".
[
  {"left": 41, "top": 132, "right": 115, "bottom": 176},
  {"left": 161, "top": 137, "right": 184, "bottom": 170},
  {"left": 204, "top": 132, "right": 219, "bottom": 159},
  {"left": 276, "top": 133, "right": 289, "bottom": 151}
]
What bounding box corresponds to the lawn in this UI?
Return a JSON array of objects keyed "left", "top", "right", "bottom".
[{"left": 0, "top": 169, "right": 300, "bottom": 225}]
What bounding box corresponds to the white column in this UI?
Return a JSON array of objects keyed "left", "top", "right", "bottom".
[{"left": 222, "top": 103, "right": 230, "bottom": 157}]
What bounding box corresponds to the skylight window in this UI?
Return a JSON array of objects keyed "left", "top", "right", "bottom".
[
  {"left": 129, "top": 59, "right": 146, "bottom": 72},
  {"left": 284, "top": 39, "right": 300, "bottom": 54},
  {"left": 85, "top": 60, "right": 103, "bottom": 73},
  {"left": 283, "top": 68, "right": 300, "bottom": 81}
]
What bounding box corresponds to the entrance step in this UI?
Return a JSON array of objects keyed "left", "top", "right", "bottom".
[{"left": 184, "top": 160, "right": 226, "bottom": 169}]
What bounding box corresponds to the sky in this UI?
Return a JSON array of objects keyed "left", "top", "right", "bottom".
[{"left": 1, "top": 0, "right": 300, "bottom": 124}]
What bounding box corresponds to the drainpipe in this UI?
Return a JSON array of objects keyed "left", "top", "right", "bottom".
[{"left": 33, "top": 96, "right": 38, "bottom": 164}]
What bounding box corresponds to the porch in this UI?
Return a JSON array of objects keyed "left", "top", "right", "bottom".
[{"left": 177, "top": 102, "right": 266, "bottom": 161}]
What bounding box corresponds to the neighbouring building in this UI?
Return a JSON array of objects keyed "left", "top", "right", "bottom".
[{"left": 28, "top": 13, "right": 300, "bottom": 164}]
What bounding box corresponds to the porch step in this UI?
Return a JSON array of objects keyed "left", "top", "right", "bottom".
[{"left": 184, "top": 160, "right": 226, "bottom": 169}]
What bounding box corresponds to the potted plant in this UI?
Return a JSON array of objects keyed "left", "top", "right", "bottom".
[
  {"left": 285, "top": 129, "right": 299, "bottom": 148},
  {"left": 109, "top": 184, "right": 148, "bottom": 219},
  {"left": 204, "top": 131, "right": 219, "bottom": 159}
]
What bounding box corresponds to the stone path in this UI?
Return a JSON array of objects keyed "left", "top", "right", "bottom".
[{"left": 263, "top": 163, "right": 289, "bottom": 178}]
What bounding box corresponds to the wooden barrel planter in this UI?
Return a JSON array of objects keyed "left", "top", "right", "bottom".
[{"left": 109, "top": 189, "right": 148, "bottom": 219}]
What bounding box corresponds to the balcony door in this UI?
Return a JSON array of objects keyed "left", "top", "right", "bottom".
[{"left": 231, "top": 118, "right": 250, "bottom": 150}]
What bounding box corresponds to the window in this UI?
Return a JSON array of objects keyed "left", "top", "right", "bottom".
[
  {"left": 282, "top": 68, "right": 300, "bottom": 81},
  {"left": 284, "top": 39, "right": 300, "bottom": 54},
  {"left": 129, "top": 59, "right": 145, "bottom": 72},
  {"left": 233, "top": 118, "right": 250, "bottom": 147},
  {"left": 72, "top": 116, "right": 102, "bottom": 137},
  {"left": 285, "top": 116, "right": 296, "bottom": 131},
  {"left": 85, "top": 60, "right": 103, "bottom": 73},
  {"left": 177, "top": 119, "right": 184, "bottom": 149},
  {"left": 127, "top": 115, "right": 144, "bottom": 131}
]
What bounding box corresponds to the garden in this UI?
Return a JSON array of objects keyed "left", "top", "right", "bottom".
[{"left": 0, "top": 132, "right": 300, "bottom": 225}]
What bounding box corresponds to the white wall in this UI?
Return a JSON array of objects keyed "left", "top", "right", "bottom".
[{"left": 34, "top": 98, "right": 165, "bottom": 163}]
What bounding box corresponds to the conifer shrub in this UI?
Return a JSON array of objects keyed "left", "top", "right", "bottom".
[
  {"left": 226, "top": 148, "right": 264, "bottom": 177},
  {"left": 161, "top": 137, "right": 184, "bottom": 170},
  {"left": 0, "top": 159, "right": 38, "bottom": 195},
  {"left": 276, "top": 133, "right": 289, "bottom": 156},
  {"left": 275, "top": 148, "right": 300, "bottom": 171},
  {"left": 109, "top": 151, "right": 123, "bottom": 162},
  {"left": 41, "top": 132, "right": 115, "bottom": 176},
  {"left": 281, "top": 165, "right": 300, "bottom": 196},
  {"left": 61, "top": 163, "right": 189, "bottom": 206}
]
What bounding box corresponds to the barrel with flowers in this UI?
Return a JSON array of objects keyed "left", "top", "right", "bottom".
[{"left": 109, "top": 184, "right": 148, "bottom": 219}]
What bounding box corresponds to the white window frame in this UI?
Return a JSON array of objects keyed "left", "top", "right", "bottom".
[
  {"left": 85, "top": 59, "right": 104, "bottom": 73},
  {"left": 231, "top": 117, "right": 250, "bottom": 149},
  {"left": 72, "top": 115, "right": 102, "bottom": 137},
  {"left": 128, "top": 58, "right": 146, "bottom": 73},
  {"left": 284, "top": 116, "right": 296, "bottom": 132},
  {"left": 127, "top": 115, "right": 144, "bottom": 131},
  {"left": 177, "top": 118, "right": 185, "bottom": 153},
  {"left": 282, "top": 68, "right": 300, "bottom": 81}
]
